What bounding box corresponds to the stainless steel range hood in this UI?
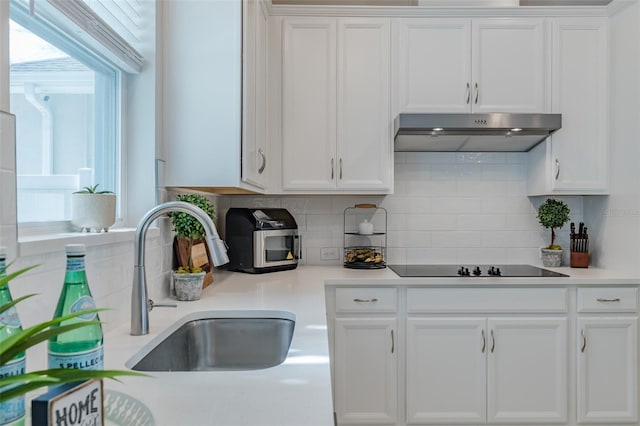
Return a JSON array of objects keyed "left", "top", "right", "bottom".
[{"left": 394, "top": 113, "right": 562, "bottom": 152}]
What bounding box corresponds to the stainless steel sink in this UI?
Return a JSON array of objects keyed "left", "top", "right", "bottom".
[{"left": 126, "top": 310, "right": 295, "bottom": 372}]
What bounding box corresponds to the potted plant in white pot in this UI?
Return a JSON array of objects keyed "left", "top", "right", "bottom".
[
  {"left": 71, "top": 185, "right": 116, "bottom": 232},
  {"left": 537, "top": 198, "right": 571, "bottom": 267},
  {"left": 168, "top": 194, "right": 216, "bottom": 301}
]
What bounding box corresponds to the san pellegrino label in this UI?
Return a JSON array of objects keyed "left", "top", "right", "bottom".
[
  {"left": 0, "top": 249, "right": 26, "bottom": 426},
  {"left": 48, "top": 244, "right": 104, "bottom": 371},
  {"left": 0, "top": 357, "right": 26, "bottom": 425},
  {"left": 48, "top": 346, "right": 104, "bottom": 370}
]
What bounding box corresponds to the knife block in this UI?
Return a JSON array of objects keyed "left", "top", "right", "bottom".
[{"left": 570, "top": 251, "right": 589, "bottom": 268}]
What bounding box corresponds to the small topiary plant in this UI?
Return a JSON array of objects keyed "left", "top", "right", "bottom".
[
  {"left": 169, "top": 194, "right": 216, "bottom": 273},
  {"left": 537, "top": 198, "right": 571, "bottom": 250},
  {"left": 73, "top": 184, "right": 114, "bottom": 194}
]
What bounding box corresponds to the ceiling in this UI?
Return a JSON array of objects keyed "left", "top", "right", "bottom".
[{"left": 271, "top": 0, "right": 614, "bottom": 5}]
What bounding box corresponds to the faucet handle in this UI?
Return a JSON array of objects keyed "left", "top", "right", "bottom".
[{"left": 148, "top": 300, "right": 178, "bottom": 311}]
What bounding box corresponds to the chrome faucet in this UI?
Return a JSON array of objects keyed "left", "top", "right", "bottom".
[{"left": 130, "top": 201, "right": 229, "bottom": 335}]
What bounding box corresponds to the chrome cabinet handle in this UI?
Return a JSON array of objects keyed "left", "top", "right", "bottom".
[
  {"left": 466, "top": 82, "right": 470, "bottom": 104},
  {"left": 555, "top": 158, "right": 560, "bottom": 180},
  {"left": 481, "top": 329, "right": 486, "bottom": 353},
  {"left": 391, "top": 329, "right": 395, "bottom": 354},
  {"left": 353, "top": 298, "right": 378, "bottom": 303},
  {"left": 331, "top": 158, "right": 334, "bottom": 180},
  {"left": 474, "top": 82, "right": 479, "bottom": 104},
  {"left": 597, "top": 298, "right": 621, "bottom": 302},
  {"left": 581, "top": 329, "right": 587, "bottom": 353},
  {"left": 339, "top": 158, "right": 343, "bottom": 180},
  {"left": 258, "top": 149, "right": 266, "bottom": 174},
  {"left": 490, "top": 329, "right": 495, "bottom": 353}
]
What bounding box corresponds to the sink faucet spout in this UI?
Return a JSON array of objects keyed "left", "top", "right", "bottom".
[{"left": 130, "top": 201, "right": 229, "bottom": 336}]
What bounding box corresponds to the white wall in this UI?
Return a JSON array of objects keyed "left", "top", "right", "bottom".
[
  {"left": 584, "top": 2, "right": 640, "bottom": 271},
  {"left": 221, "top": 153, "right": 584, "bottom": 267}
]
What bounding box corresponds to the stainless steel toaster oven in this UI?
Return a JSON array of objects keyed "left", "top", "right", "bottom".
[{"left": 225, "top": 208, "right": 300, "bottom": 273}]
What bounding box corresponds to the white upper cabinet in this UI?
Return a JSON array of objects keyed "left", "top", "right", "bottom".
[
  {"left": 528, "top": 17, "right": 609, "bottom": 195},
  {"left": 395, "top": 17, "right": 549, "bottom": 113},
  {"left": 164, "top": 0, "right": 266, "bottom": 193},
  {"left": 242, "top": 0, "right": 269, "bottom": 189},
  {"left": 281, "top": 17, "right": 392, "bottom": 193},
  {"left": 472, "top": 18, "right": 549, "bottom": 113},
  {"left": 337, "top": 19, "right": 392, "bottom": 190},
  {"left": 282, "top": 18, "right": 337, "bottom": 190},
  {"left": 396, "top": 19, "right": 472, "bottom": 113}
]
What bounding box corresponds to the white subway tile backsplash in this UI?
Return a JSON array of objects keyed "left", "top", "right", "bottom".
[
  {"left": 506, "top": 152, "right": 528, "bottom": 164},
  {"left": 482, "top": 230, "right": 543, "bottom": 248},
  {"left": 388, "top": 231, "right": 431, "bottom": 248},
  {"left": 456, "top": 180, "right": 507, "bottom": 196},
  {"left": 457, "top": 215, "right": 506, "bottom": 230},
  {"left": 404, "top": 214, "right": 456, "bottom": 231},
  {"left": 306, "top": 214, "right": 343, "bottom": 233},
  {"left": 482, "top": 164, "right": 527, "bottom": 181},
  {"left": 457, "top": 152, "right": 506, "bottom": 164},
  {"left": 457, "top": 248, "right": 507, "bottom": 264},
  {"left": 405, "top": 180, "right": 457, "bottom": 196},
  {"left": 221, "top": 155, "right": 584, "bottom": 268},
  {"left": 432, "top": 231, "right": 482, "bottom": 248},
  {"left": 406, "top": 248, "right": 457, "bottom": 264},
  {"left": 282, "top": 197, "right": 331, "bottom": 215},
  {"left": 430, "top": 197, "right": 483, "bottom": 214},
  {"left": 395, "top": 163, "right": 432, "bottom": 181},
  {"left": 406, "top": 152, "right": 456, "bottom": 164},
  {"left": 432, "top": 164, "right": 483, "bottom": 180}
]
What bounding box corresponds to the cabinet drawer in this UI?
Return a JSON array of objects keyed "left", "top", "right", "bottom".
[
  {"left": 407, "top": 288, "right": 568, "bottom": 313},
  {"left": 335, "top": 288, "right": 397, "bottom": 313},
  {"left": 577, "top": 288, "right": 638, "bottom": 313}
]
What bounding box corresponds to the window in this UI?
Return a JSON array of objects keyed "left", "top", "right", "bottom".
[
  {"left": 10, "top": 17, "right": 120, "bottom": 224},
  {"left": 8, "top": 0, "right": 143, "bottom": 229}
]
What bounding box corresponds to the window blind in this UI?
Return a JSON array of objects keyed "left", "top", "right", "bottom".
[
  {"left": 15, "top": 0, "right": 144, "bottom": 73},
  {"left": 46, "top": 0, "right": 143, "bottom": 73}
]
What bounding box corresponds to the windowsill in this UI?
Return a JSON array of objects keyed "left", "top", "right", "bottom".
[{"left": 18, "top": 227, "right": 160, "bottom": 257}]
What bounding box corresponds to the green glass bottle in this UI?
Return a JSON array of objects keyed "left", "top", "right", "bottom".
[
  {"left": 0, "top": 247, "right": 26, "bottom": 426},
  {"left": 48, "top": 244, "right": 103, "bottom": 370}
]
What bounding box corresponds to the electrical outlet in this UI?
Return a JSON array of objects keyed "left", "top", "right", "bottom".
[{"left": 320, "top": 247, "right": 340, "bottom": 261}]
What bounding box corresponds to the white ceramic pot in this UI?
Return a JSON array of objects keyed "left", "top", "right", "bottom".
[
  {"left": 71, "top": 193, "right": 116, "bottom": 232},
  {"left": 173, "top": 271, "right": 205, "bottom": 301},
  {"left": 358, "top": 219, "right": 374, "bottom": 235},
  {"left": 541, "top": 248, "right": 563, "bottom": 267}
]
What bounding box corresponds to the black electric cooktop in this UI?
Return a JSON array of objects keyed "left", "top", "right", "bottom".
[{"left": 388, "top": 264, "right": 568, "bottom": 278}]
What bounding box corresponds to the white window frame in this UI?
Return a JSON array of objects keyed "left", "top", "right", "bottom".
[{"left": 10, "top": 1, "right": 124, "bottom": 237}]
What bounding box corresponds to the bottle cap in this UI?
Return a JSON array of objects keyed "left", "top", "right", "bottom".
[
  {"left": 65, "top": 244, "right": 86, "bottom": 256},
  {"left": 0, "top": 246, "right": 6, "bottom": 259}
]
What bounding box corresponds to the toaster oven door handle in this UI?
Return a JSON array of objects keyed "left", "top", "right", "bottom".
[{"left": 294, "top": 235, "right": 302, "bottom": 260}]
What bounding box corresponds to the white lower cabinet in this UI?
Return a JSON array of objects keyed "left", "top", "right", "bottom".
[
  {"left": 577, "top": 317, "right": 638, "bottom": 423},
  {"left": 407, "top": 318, "right": 486, "bottom": 424},
  {"left": 329, "top": 286, "right": 640, "bottom": 426},
  {"left": 407, "top": 317, "right": 567, "bottom": 424},
  {"left": 487, "top": 318, "right": 568, "bottom": 424},
  {"left": 334, "top": 317, "right": 397, "bottom": 424}
]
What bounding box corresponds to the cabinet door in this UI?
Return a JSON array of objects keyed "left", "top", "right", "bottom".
[
  {"left": 577, "top": 317, "right": 638, "bottom": 423},
  {"left": 550, "top": 18, "right": 608, "bottom": 193},
  {"left": 242, "top": 0, "right": 268, "bottom": 188},
  {"left": 487, "top": 317, "right": 567, "bottom": 424},
  {"left": 396, "top": 18, "right": 471, "bottom": 113},
  {"left": 472, "top": 18, "right": 549, "bottom": 113},
  {"left": 406, "top": 318, "right": 486, "bottom": 424},
  {"left": 337, "top": 18, "right": 392, "bottom": 191},
  {"left": 334, "top": 317, "right": 397, "bottom": 424},
  {"left": 282, "top": 18, "right": 337, "bottom": 190}
]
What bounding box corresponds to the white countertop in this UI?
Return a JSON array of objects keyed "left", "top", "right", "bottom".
[{"left": 100, "top": 264, "right": 640, "bottom": 426}]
